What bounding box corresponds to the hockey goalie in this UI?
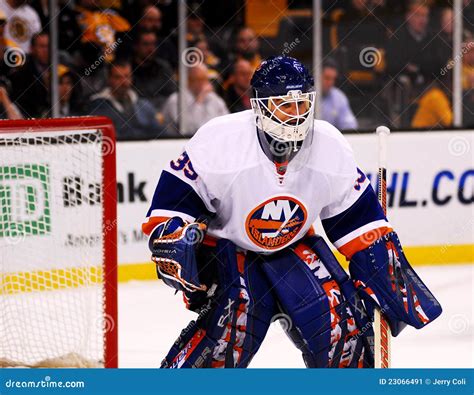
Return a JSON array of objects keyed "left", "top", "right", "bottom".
[{"left": 142, "top": 56, "right": 442, "bottom": 368}]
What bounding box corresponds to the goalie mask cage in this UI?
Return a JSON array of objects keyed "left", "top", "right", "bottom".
[{"left": 0, "top": 117, "right": 118, "bottom": 368}]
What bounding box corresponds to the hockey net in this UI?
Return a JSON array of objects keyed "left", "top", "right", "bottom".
[{"left": 0, "top": 117, "right": 118, "bottom": 368}]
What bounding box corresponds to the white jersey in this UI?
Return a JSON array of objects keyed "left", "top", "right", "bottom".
[
  {"left": 0, "top": 0, "right": 41, "bottom": 53},
  {"left": 143, "top": 110, "right": 391, "bottom": 257}
]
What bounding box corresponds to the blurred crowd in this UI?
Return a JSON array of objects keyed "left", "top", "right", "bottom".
[
  {"left": 320, "top": 0, "right": 474, "bottom": 130},
  {"left": 0, "top": 0, "right": 473, "bottom": 140}
]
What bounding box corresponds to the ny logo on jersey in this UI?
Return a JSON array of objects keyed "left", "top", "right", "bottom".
[{"left": 245, "top": 196, "right": 307, "bottom": 251}]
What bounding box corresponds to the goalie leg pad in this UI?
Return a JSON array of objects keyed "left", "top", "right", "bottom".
[
  {"left": 161, "top": 240, "right": 277, "bottom": 368},
  {"left": 259, "top": 237, "right": 373, "bottom": 368}
]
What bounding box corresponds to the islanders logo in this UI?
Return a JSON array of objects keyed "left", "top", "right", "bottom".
[{"left": 246, "top": 196, "right": 307, "bottom": 250}]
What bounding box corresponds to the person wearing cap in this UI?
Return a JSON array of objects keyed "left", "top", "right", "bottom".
[
  {"left": 43, "top": 64, "right": 84, "bottom": 117},
  {"left": 0, "top": 0, "right": 41, "bottom": 53}
]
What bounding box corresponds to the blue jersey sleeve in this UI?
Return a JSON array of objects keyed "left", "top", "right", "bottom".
[{"left": 142, "top": 151, "right": 215, "bottom": 235}]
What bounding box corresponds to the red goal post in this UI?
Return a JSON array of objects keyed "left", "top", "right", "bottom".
[{"left": 0, "top": 117, "right": 118, "bottom": 368}]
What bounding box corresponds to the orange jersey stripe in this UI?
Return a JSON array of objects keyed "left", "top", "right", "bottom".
[
  {"left": 141, "top": 216, "right": 170, "bottom": 236},
  {"left": 338, "top": 226, "right": 393, "bottom": 259}
]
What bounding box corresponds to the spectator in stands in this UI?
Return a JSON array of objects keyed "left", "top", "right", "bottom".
[
  {"left": 463, "top": 0, "right": 474, "bottom": 36},
  {"left": 135, "top": 4, "right": 177, "bottom": 68},
  {"left": 132, "top": 30, "right": 176, "bottom": 110},
  {"left": 74, "top": 0, "right": 130, "bottom": 63},
  {"left": 223, "top": 59, "right": 253, "bottom": 113},
  {"left": 10, "top": 31, "right": 49, "bottom": 118},
  {"left": 153, "top": 0, "right": 178, "bottom": 36},
  {"left": 57, "top": 0, "right": 83, "bottom": 55},
  {"left": 386, "top": 1, "right": 447, "bottom": 84},
  {"left": 0, "top": 77, "right": 22, "bottom": 119},
  {"left": 0, "top": 9, "right": 15, "bottom": 75},
  {"left": 78, "top": 58, "right": 109, "bottom": 99},
  {"left": 329, "top": 0, "right": 388, "bottom": 76},
  {"left": 193, "top": 37, "right": 223, "bottom": 86},
  {"left": 411, "top": 74, "right": 453, "bottom": 129},
  {"left": 0, "top": 0, "right": 41, "bottom": 53},
  {"left": 185, "top": 6, "right": 208, "bottom": 44},
  {"left": 118, "top": 0, "right": 157, "bottom": 27},
  {"left": 182, "top": 5, "right": 226, "bottom": 69},
  {"left": 87, "top": 60, "right": 165, "bottom": 140},
  {"left": 0, "top": 8, "right": 13, "bottom": 48},
  {"left": 462, "top": 39, "right": 474, "bottom": 90},
  {"left": 35, "top": 64, "right": 84, "bottom": 117},
  {"left": 436, "top": 7, "right": 464, "bottom": 74},
  {"left": 232, "top": 27, "right": 262, "bottom": 71},
  {"left": 440, "top": 7, "right": 454, "bottom": 41},
  {"left": 327, "top": 0, "right": 389, "bottom": 128},
  {"left": 56, "top": 65, "right": 84, "bottom": 116},
  {"left": 74, "top": 0, "right": 130, "bottom": 99},
  {"left": 138, "top": 3, "right": 162, "bottom": 32},
  {"left": 320, "top": 60, "right": 358, "bottom": 130},
  {"left": 162, "top": 64, "right": 229, "bottom": 136}
]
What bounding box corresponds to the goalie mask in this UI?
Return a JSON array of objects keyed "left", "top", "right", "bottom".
[{"left": 250, "top": 56, "right": 316, "bottom": 167}]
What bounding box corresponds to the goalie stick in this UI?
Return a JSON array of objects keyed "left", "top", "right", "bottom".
[{"left": 375, "top": 125, "right": 391, "bottom": 368}]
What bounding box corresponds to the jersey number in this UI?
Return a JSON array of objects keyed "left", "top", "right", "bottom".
[
  {"left": 354, "top": 168, "right": 366, "bottom": 191},
  {"left": 170, "top": 151, "right": 198, "bottom": 181}
]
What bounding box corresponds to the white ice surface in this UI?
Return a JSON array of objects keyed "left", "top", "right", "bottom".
[{"left": 119, "top": 264, "right": 473, "bottom": 368}]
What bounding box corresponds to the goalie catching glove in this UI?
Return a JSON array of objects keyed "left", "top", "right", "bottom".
[{"left": 149, "top": 217, "right": 208, "bottom": 293}]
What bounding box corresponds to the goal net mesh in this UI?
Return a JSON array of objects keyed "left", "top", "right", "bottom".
[{"left": 0, "top": 129, "right": 111, "bottom": 367}]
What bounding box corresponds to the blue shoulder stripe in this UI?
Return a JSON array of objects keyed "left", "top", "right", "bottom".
[
  {"left": 146, "top": 170, "right": 212, "bottom": 219},
  {"left": 321, "top": 184, "right": 386, "bottom": 244}
]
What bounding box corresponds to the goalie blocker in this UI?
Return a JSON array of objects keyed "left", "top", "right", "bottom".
[{"left": 149, "top": 219, "right": 442, "bottom": 368}]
